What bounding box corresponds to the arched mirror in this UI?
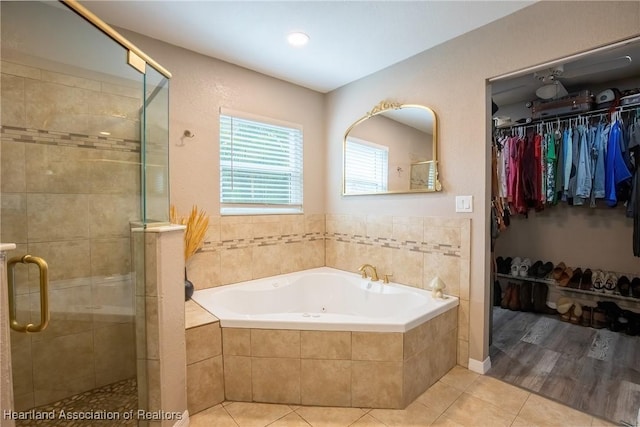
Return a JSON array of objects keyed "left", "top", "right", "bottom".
[
  {"left": 342, "top": 101, "right": 442, "bottom": 196},
  {"left": 342, "top": 101, "right": 441, "bottom": 195}
]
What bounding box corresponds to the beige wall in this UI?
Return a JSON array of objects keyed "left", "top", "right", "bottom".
[
  {"left": 326, "top": 1, "right": 640, "bottom": 365},
  {"left": 496, "top": 204, "right": 640, "bottom": 276},
  {"left": 119, "top": 29, "right": 326, "bottom": 218}
]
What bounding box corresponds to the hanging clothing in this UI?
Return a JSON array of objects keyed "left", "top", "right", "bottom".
[
  {"left": 628, "top": 118, "right": 640, "bottom": 256},
  {"left": 521, "top": 130, "right": 537, "bottom": 211},
  {"left": 605, "top": 119, "right": 632, "bottom": 207},
  {"left": 568, "top": 125, "right": 582, "bottom": 204},
  {"left": 593, "top": 123, "right": 608, "bottom": 199},
  {"left": 555, "top": 128, "right": 565, "bottom": 201},
  {"left": 546, "top": 131, "right": 558, "bottom": 204},
  {"left": 576, "top": 124, "right": 592, "bottom": 200},
  {"left": 562, "top": 127, "right": 572, "bottom": 200}
]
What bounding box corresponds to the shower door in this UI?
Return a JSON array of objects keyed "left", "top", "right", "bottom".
[{"left": 0, "top": 0, "right": 158, "bottom": 417}]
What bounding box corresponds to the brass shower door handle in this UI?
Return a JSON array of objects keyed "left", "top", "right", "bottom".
[{"left": 7, "top": 255, "right": 50, "bottom": 333}]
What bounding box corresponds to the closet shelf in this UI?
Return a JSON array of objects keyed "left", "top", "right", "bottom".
[
  {"left": 495, "top": 273, "right": 640, "bottom": 305},
  {"left": 499, "top": 100, "right": 640, "bottom": 130}
]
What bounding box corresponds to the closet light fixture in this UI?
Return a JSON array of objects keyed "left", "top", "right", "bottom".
[
  {"left": 287, "top": 31, "right": 309, "bottom": 47},
  {"left": 536, "top": 81, "right": 569, "bottom": 100}
]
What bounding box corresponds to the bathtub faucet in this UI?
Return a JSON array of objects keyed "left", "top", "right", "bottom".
[{"left": 358, "top": 264, "right": 379, "bottom": 281}]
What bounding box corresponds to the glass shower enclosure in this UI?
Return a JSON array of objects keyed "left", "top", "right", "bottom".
[{"left": 0, "top": 0, "right": 169, "bottom": 421}]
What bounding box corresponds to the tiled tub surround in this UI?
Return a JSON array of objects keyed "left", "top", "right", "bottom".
[
  {"left": 185, "top": 301, "right": 224, "bottom": 415},
  {"left": 185, "top": 214, "right": 326, "bottom": 290},
  {"left": 191, "top": 268, "right": 458, "bottom": 409},
  {"left": 325, "top": 214, "right": 471, "bottom": 367},
  {"left": 221, "top": 309, "right": 457, "bottom": 409},
  {"left": 1, "top": 60, "right": 142, "bottom": 409}
]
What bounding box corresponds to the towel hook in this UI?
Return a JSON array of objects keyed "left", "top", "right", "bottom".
[{"left": 183, "top": 130, "right": 195, "bottom": 138}]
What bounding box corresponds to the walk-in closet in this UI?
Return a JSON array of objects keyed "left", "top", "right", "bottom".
[{"left": 489, "top": 37, "right": 640, "bottom": 426}]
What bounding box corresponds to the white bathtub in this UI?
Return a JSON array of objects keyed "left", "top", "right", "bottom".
[{"left": 191, "top": 267, "right": 458, "bottom": 332}]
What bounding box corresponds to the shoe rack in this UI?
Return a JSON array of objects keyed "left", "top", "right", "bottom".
[{"left": 496, "top": 272, "right": 640, "bottom": 307}]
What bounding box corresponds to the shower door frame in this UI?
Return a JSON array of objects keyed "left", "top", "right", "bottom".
[{"left": 0, "top": 0, "right": 172, "bottom": 420}]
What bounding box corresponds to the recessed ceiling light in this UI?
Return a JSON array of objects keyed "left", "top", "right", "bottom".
[{"left": 287, "top": 32, "right": 309, "bottom": 47}]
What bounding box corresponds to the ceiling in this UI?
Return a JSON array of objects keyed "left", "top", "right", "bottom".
[
  {"left": 81, "top": 0, "right": 535, "bottom": 93},
  {"left": 491, "top": 38, "right": 640, "bottom": 108}
]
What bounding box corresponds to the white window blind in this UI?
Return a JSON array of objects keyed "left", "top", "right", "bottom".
[
  {"left": 345, "top": 137, "right": 388, "bottom": 193},
  {"left": 220, "top": 110, "right": 303, "bottom": 215}
]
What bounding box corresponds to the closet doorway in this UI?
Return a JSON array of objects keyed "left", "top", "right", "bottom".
[{"left": 487, "top": 37, "right": 640, "bottom": 426}]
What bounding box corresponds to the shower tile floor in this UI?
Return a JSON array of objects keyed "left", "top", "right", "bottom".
[
  {"left": 15, "top": 378, "right": 137, "bottom": 427},
  {"left": 190, "top": 366, "right": 615, "bottom": 427}
]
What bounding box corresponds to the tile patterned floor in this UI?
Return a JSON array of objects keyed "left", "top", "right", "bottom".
[{"left": 190, "top": 366, "right": 617, "bottom": 427}]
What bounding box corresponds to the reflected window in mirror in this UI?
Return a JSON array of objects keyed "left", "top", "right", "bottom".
[
  {"left": 345, "top": 137, "right": 389, "bottom": 193},
  {"left": 342, "top": 101, "right": 441, "bottom": 195}
]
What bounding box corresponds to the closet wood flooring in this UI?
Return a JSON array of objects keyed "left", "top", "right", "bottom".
[{"left": 488, "top": 307, "right": 640, "bottom": 426}]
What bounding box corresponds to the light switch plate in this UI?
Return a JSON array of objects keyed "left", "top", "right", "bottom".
[{"left": 455, "top": 195, "right": 473, "bottom": 213}]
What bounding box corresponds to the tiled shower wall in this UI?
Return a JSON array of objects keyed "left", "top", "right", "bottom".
[
  {"left": 325, "top": 214, "right": 471, "bottom": 367},
  {"left": 0, "top": 60, "right": 141, "bottom": 409}
]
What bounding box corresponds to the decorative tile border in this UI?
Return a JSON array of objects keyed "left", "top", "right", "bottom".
[
  {"left": 200, "top": 230, "right": 460, "bottom": 258},
  {"left": 0, "top": 125, "right": 140, "bottom": 153},
  {"left": 200, "top": 231, "right": 325, "bottom": 252},
  {"left": 325, "top": 232, "right": 461, "bottom": 257}
]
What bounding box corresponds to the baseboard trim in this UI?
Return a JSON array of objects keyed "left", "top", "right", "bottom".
[
  {"left": 173, "top": 410, "right": 189, "bottom": 427},
  {"left": 468, "top": 357, "right": 491, "bottom": 374}
]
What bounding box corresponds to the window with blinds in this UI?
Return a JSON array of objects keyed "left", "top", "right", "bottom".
[
  {"left": 220, "top": 110, "right": 303, "bottom": 215},
  {"left": 344, "top": 137, "right": 388, "bottom": 193}
]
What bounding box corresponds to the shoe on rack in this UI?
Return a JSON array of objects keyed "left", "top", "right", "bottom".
[
  {"left": 529, "top": 260, "right": 543, "bottom": 277},
  {"left": 557, "top": 297, "right": 573, "bottom": 322},
  {"left": 570, "top": 303, "right": 583, "bottom": 325},
  {"left": 508, "top": 283, "right": 521, "bottom": 311},
  {"left": 592, "top": 270, "right": 605, "bottom": 292},
  {"left": 617, "top": 275, "right": 631, "bottom": 297},
  {"left": 520, "top": 281, "right": 534, "bottom": 312},
  {"left": 552, "top": 262, "right": 567, "bottom": 281},
  {"left": 518, "top": 258, "right": 532, "bottom": 278},
  {"left": 626, "top": 311, "right": 640, "bottom": 336},
  {"left": 598, "top": 301, "right": 622, "bottom": 330},
  {"left": 532, "top": 283, "right": 548, "bottom": 313},
  {"left": 493, "top": 280, "right": 502, "bottom": 306},
  {"left": 604, "top": 272, "right": 618, "bottom": 294},
  {"left": 631, "top": 277, "right": 640, "bottom": 298},
  {"left": 558, "top": 267, "right": 573, "bottom": 287},
  {"left": 510, "top": 257, "right": 522, "bottom": 277},
  {"left": 592, "top": 307, "right": 608, "bottom": 329},
  {"left": 580, "top": 306, "right": 593, "bottom": 327},
  {"left": 536, "top": 261, "right": 554, "bottom": 279},
  {"left": 568, "top": 268, "right": 583, "bottom": 289},
  {"left": 580, "top": 269, "right": 593, "bottom": 291},
  {"left": 501, "top": 283, "right": 513, "bottom": 309}
]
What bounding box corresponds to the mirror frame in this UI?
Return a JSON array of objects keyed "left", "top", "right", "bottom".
[{"left": 342, "top": 100, "right": 442, "bottom": 196}]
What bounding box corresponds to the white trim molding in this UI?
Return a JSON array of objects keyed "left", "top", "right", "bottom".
[{"left": 468, "top": 357, "right": 491, "bottom": 374}]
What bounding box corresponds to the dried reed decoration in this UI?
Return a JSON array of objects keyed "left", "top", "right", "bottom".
[{"left": 170, "top": 204, "right": 209, "bottom": 261}]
